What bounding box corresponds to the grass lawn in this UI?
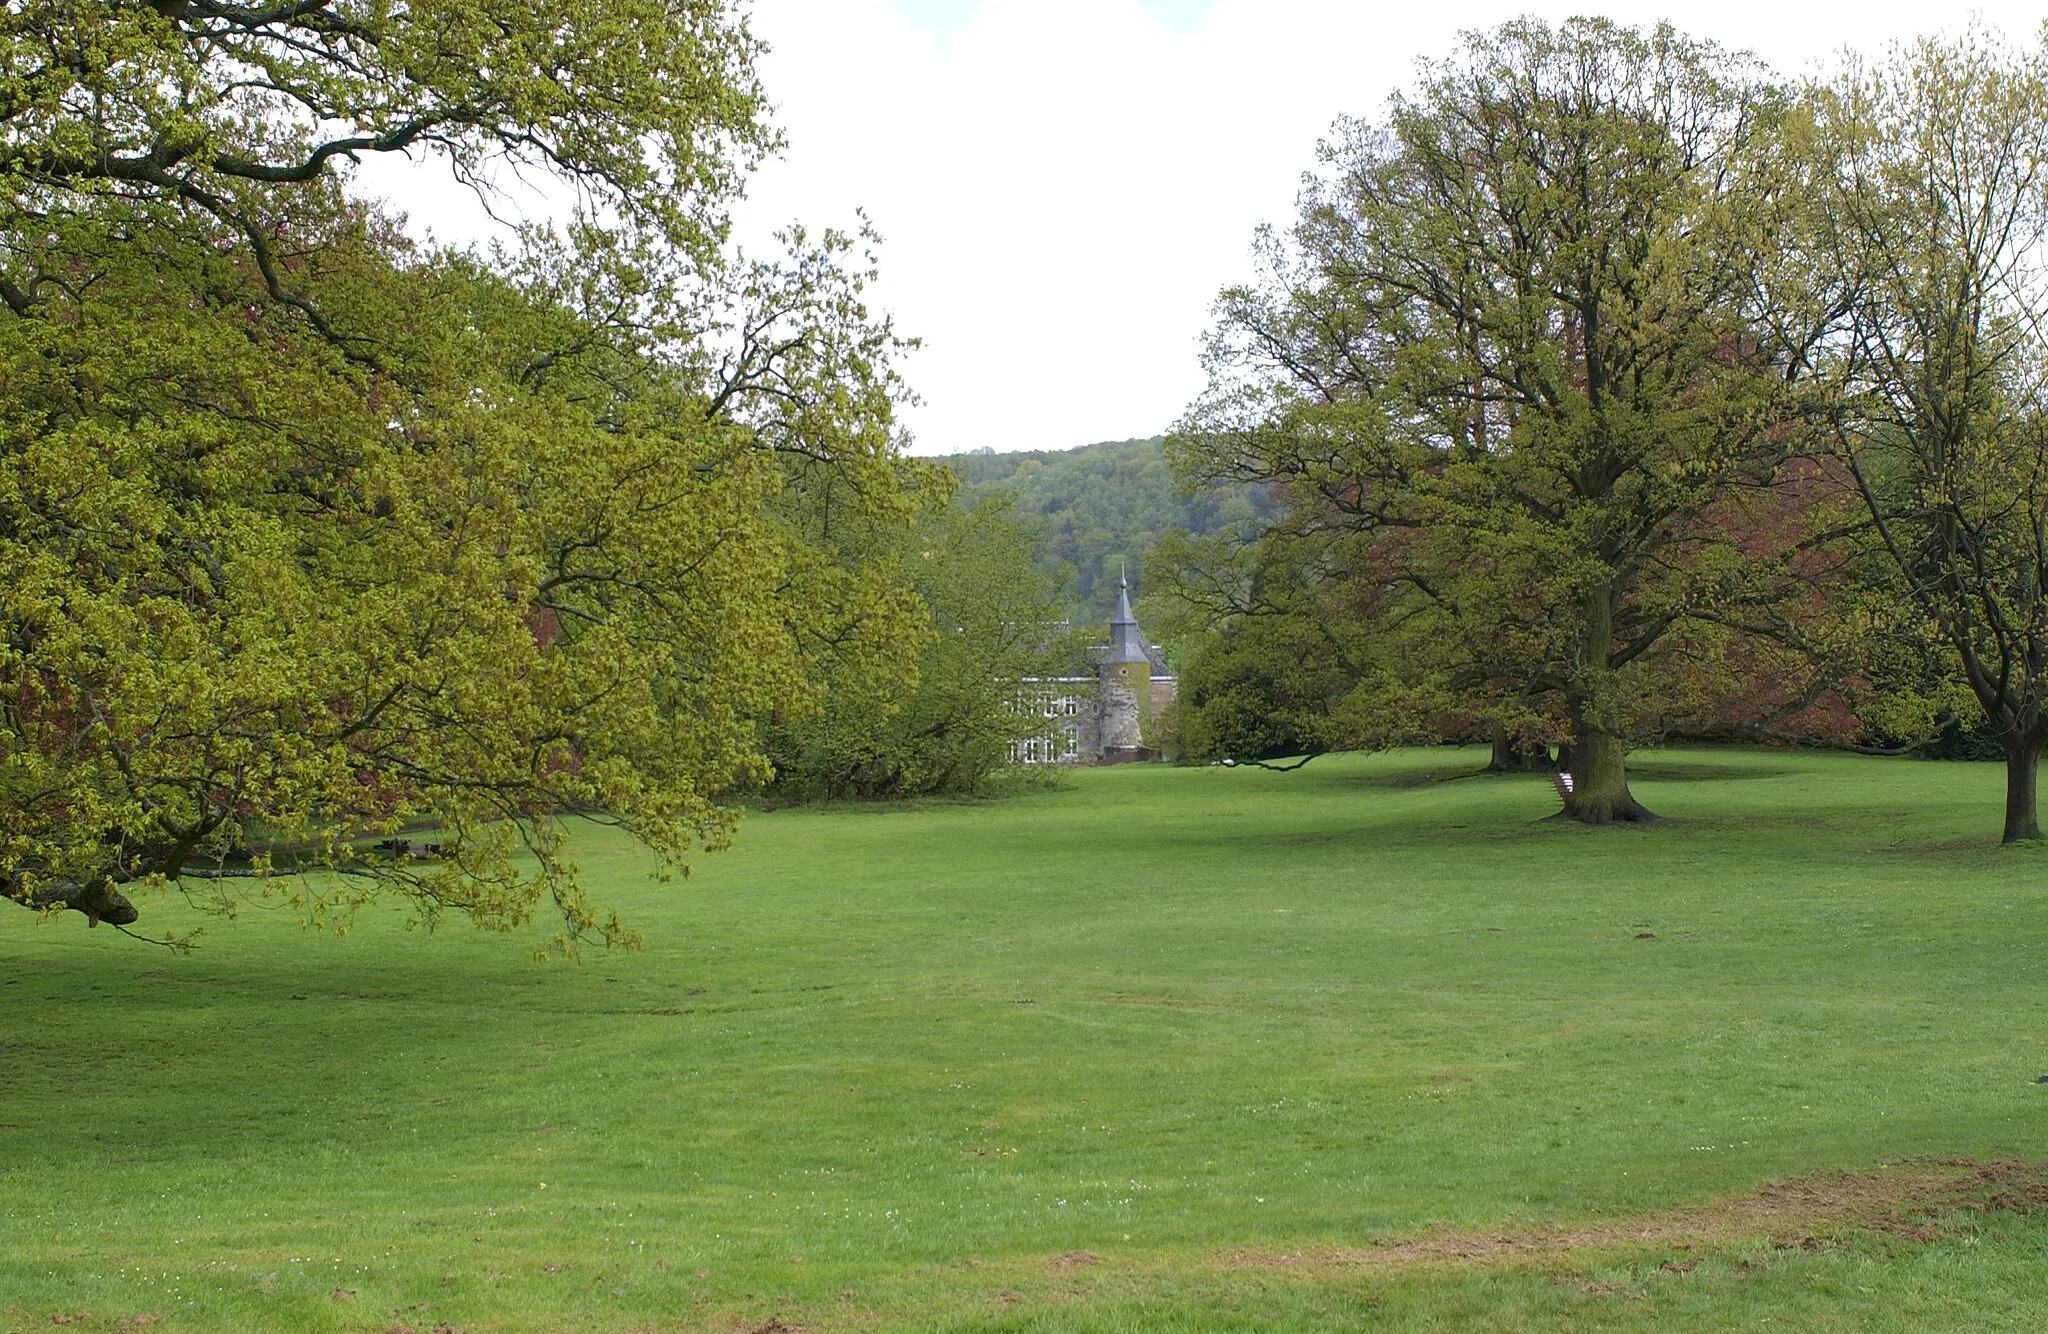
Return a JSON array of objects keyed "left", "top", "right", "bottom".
[{"left": 7, "top": 747, "right": 2048, "bottom": 1331}]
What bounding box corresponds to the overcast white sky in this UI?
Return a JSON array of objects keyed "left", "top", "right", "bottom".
[{"left": 363, "top": 2, "right": 2048, "bottom": 455}]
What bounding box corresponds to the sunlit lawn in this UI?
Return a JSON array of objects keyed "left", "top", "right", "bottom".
[{"left": 6, "top": 748, "right": 2048, "bottom": 1330}]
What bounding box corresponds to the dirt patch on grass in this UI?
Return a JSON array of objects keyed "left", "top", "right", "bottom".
[{"left": 1218, "top": 1158, "right": 2048, "bottom": 1272}]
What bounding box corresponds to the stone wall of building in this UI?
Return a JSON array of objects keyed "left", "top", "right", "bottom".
[
  {"left": 1074, "top": 690, "right": 1104, "bottom": 759},
  {"left": 1098, "top": 663, "right": 1146, "bottom": 762}
]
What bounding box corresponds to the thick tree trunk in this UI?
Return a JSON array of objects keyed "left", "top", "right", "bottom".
[
  {"left": 1559, "top": 726, "right": 1658, "bottom": 824},
  {"left": 1554, "top": 578, "right": 1657, "bottom": 824},
  {"left": 2004, "top": 737, "right": 2043, "bottom": 843}
]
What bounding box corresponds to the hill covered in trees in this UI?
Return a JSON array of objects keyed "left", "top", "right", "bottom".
[{"left": 940, "top": 437, "right": 1277, "bottom": 632}]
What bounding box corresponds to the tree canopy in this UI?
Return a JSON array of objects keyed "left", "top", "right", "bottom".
[{"left": 0, "top": 0, "right": 936, "bottom": 947}]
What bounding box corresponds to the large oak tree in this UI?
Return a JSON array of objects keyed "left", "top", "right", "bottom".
[{"left": 1171, "top": 18, "right": 1830, "bottom": 821}]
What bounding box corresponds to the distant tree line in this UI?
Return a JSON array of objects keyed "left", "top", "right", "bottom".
[{"left": 942, "top": 438, "right": 1281, "bottom": 630}]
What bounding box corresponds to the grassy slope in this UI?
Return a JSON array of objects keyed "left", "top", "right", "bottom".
[{"left": 5, "top": 748, "right": 2048, "bottom": 1331}]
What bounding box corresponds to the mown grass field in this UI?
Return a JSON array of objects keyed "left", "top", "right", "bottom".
[{"left": 7, "top": 748, "right": 2048, "bottom": 1331}]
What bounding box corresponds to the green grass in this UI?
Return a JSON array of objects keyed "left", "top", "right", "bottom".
[{"left": 7, "top": 747, "right": 2048, "bottom": 1331}]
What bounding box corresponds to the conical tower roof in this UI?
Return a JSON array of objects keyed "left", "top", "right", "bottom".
[{"left": 1105, "top": 566, "right": 1151, "bottom": 665}]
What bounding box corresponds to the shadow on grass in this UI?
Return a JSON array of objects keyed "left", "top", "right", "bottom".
[
  {"left": 1104, "top": 789, "right": 1949, "bottom": 868},
  {"left": 1261, "top": 750, "right": 1802, "bottom": 797},
  {"left": 1276, "top": 759, "right": 1498, "bottom": 793},
  {"left": 1626, "top": 761, "right": 1798, "bottom": 784}
]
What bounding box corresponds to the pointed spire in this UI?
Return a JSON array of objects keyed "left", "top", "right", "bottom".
[
  {"left": 1107, "top": 562, "right": 1149, "bottom": 663},
  {"left": 1113, "top": 562, "right": 1136, "bottom": 627}
]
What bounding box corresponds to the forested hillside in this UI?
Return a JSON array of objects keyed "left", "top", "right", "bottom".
[{"left": 941, "top": 437, "right": 1276, "bottom": 631}]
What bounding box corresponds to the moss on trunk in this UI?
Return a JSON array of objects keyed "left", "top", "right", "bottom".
[{"left": 2004, "top": 737, "right": 2043, "bottom": 843}]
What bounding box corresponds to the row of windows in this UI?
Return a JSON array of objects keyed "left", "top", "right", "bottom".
[
  {"left": 1010, "top": 690, "right": 1084, "bottom": 718},
  {"left": 1009, "top": 731, "right": 1081, "bottom": 765},
  {"left": 1011, "top": 682, "right": 1087, "bottom": 764}
]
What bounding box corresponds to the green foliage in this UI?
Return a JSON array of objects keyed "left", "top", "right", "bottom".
[
  {"left": 0, "top": 0, "right": 934, "bottom": 945},
  {"left": 8, "top": 750, "right": 2048, "bottom": 1328},
  {"left": 1149, "top": 527, "right": 1409, "bottom": 764},
  {"left": 0, "top": 0, "right": 769, "bottom": 281},
  {"left": 0, "top": 195, "right": 929, "bottom": 950},
  {"left": 763, "top": 496, "right": 1069, "bottom": 801},
  {"left": 1162, "top": 618, "right": 1351, "bottom": 764},
  {"left": 943, "top": 437, "right": 1279, "bottom": 629}
]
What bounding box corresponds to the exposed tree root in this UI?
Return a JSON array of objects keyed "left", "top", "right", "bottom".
[{"left": 1547, "top": 800, "right": 1663, "bottom": 825}]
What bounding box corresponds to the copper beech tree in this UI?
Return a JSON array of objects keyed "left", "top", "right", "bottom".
[
  {"left": 0, "top": 0, "right": 936, "bottom": 947},
  {"left": 1170, "top": 18, "right": 1836, "bottom": 822}
]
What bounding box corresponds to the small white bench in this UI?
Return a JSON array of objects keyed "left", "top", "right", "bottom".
[{"left": 1551, "top": 771, "right": 1575, "bottom": 804}]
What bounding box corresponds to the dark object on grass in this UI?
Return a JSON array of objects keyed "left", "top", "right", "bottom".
[{"left": 373, "top": 838, "right": 444, "bottom": 859}]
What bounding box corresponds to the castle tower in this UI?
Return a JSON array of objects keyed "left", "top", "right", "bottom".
[{"left": 1099, "top": 568, "right": 1154, "bottom": 762}]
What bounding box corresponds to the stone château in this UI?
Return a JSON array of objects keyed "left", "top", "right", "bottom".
[{"left": 1012, "top": 572, "right": 1176, "bottom": 764}]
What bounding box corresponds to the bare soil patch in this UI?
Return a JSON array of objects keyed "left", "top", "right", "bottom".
[{"left": 1217, "top": 1158, "right": 2048, "bottom": 1273}]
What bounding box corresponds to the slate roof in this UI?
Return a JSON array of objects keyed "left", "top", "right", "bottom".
[{"left": 1099, "top": 569, "right": 1169, "bottom": 674}]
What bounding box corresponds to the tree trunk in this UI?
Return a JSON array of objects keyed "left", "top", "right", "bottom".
[
  {"left": 1559, "top": 726, "right": 1658, "bottom": 824},
  {"left": 1555, "top": 579, "right": 1656, "bottom": 824},
  {"left": 1487, "top": 733, "right": 1554, "bottom": 773},
  {"left": 2004, "top": 736, "right": 2043, "bottom": 843}
]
